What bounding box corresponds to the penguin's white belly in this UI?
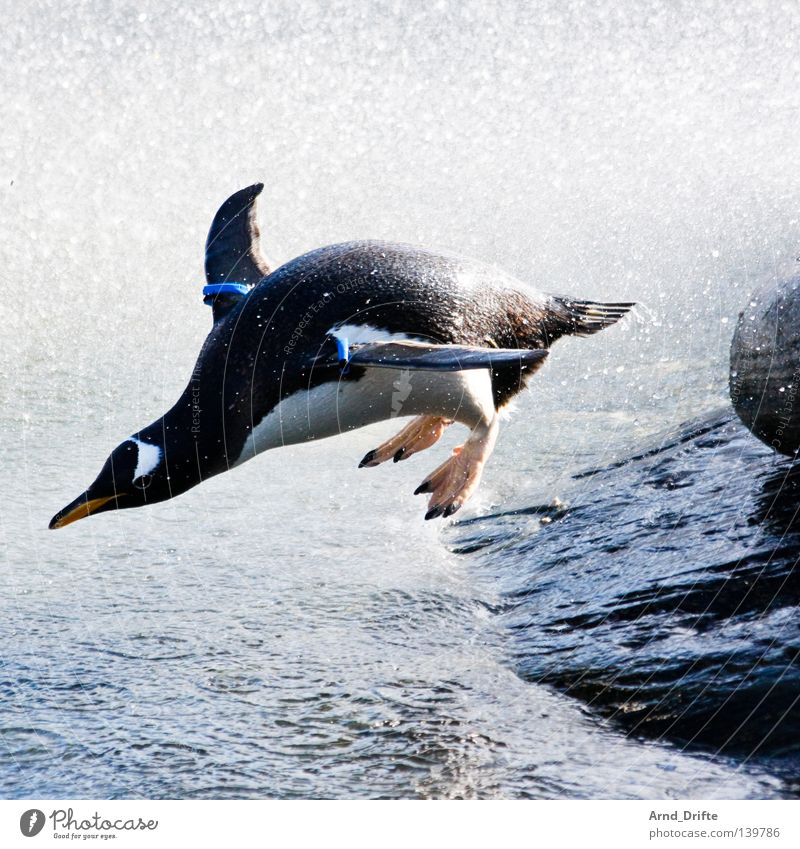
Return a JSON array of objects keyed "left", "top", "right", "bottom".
[{"left": 234, "top": 367, "right": 495, "bottom": 465}]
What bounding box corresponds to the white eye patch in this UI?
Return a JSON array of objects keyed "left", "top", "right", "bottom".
[{"left": 130, "top": 438, "right": 161, "bottom": 482}]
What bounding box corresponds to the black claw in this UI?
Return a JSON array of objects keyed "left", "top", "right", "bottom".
[
  {"left": 359, "top": 449, "right": 377, "bottom": 468},
  {"left": 443, "top": 502, "right": 460, "bottom": 518},
  {"left": 393, "top": 447, "right": 405, "bottom": 463},
  {"left": 414, "top": 481, "right": 432, "bottom": 495},
  {"left": 425, "top": 505, "right": 445, "bottom": 521}
]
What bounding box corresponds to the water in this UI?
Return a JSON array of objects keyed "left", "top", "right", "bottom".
[
  {"left": 2, "top": 0, "right": 799, "bottom": 798},
  {"left": 449, "top": 411, "right": 800, "bottom": 788}
]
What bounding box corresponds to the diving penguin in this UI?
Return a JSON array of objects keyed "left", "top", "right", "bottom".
[{"left": 49, "top": 184, "right": 634, "bottom": 529}]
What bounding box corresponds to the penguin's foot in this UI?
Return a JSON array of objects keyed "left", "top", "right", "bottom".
[
  {"left": 359, "top": 416, "right": 452, "bottom": 468},
  {"left": 414, "top": 416, "right": 499, "bottom": 520}
]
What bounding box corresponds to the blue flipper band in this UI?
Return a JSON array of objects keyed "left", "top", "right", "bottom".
[
  {"left": 202, "top": 283, "right": 251, "bottom": 298},
  {"left": 336, "top": 336, "right": 350, "bottom": 374}
]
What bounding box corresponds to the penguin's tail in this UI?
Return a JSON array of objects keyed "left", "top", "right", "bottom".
[{"left": 549, "top": 296, "right": 636, "bottom": 338}]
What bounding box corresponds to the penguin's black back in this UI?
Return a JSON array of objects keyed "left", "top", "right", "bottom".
[{"left": 230, "top": 240, "right": 549, "bottom": 351}]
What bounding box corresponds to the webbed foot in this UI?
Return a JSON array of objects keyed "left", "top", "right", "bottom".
[
  {"left": 359, "top": 416, "right": 452, "bottom": 468},
  {"left": 415, "top": 417, "right": 499, "bottom": 520}
]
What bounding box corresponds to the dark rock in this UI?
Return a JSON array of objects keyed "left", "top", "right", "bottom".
[
  {"left": 730, "top": 274, "right": 800, "bottom": 457},
  {"left": 447, "top": 410, "right": 800, "bottom": 768}
]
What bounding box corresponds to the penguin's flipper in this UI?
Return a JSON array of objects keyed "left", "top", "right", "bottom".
[
  {"left": 203, "top": 183, "right": 272, "bottom": 324},
  {"left": 347, "top": 341, "right": 549, "bottom": 372}
]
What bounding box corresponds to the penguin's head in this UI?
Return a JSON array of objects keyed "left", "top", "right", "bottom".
[{"left": 49, "top": 436, "right": 171, "bottom": 529}]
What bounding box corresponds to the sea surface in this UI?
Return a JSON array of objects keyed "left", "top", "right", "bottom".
[{"left": 1, "top": 0, "right": 799, "bottom": 798}]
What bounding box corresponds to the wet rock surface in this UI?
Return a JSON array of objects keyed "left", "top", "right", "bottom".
[
  {"left": 449, "top": 410, "right": 800, "bottom": 782},
  {"left": 731, "top": 273, "right": 800, "bottom": 457}
]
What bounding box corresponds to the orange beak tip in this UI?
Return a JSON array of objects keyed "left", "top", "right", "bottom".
[{"left": 48, "top": 494, "right": 119, "bottom": 530}]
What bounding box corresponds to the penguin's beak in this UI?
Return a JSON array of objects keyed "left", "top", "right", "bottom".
[{"left": 49, "top": 493, "right": 120, "bottom": 529}]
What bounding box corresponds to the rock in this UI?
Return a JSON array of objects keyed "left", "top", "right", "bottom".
[
  {"left": 446, "top": 410, "right": 799, "bottom": 766},
  {"left": 730, "top": 273, "right": 800, "bottom": 457}
]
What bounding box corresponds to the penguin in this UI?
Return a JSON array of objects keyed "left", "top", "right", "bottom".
[{"left": 49, "top": 184, "right": 634, "bottom": 529}]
